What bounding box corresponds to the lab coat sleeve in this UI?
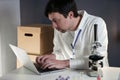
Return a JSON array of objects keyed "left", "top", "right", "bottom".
[{"left": 70, "top": 57, "right": 89, "bottom": 69}]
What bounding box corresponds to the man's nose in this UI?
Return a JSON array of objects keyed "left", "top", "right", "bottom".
[{"left": 52, "top": 22, "right": 57, "bottom": 28}]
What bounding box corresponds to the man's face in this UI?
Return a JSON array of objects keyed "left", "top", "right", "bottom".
[{"left": 48, "top": 12, "right": 73, "bottom": 33}]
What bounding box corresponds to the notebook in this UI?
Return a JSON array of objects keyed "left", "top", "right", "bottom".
[{"left": 9, "top": 44, "right": 67, "bottom": 75}]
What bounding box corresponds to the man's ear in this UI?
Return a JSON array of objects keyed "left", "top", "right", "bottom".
[{"left": 68, "top": 11, "right": 74, "bottom": 19}]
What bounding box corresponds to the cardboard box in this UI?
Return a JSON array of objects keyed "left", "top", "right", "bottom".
[{"left": 17, "top": 24, "right": 54, "bottom": 55}]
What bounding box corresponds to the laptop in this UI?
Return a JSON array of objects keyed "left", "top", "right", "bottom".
[{"left": 9, "top": 44, "right": 67, "bottom": 75}]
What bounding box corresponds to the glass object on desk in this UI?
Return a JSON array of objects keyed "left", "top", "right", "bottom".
[
  {"left": 97, "top": 68, "right": 103, "bottom": 80},
  {"left": 55, "top": 75, "right": 70, "bottom": 80}
]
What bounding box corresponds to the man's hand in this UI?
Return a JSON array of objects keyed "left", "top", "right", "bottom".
[
  {"left": 35, "top": 54, "right": 69, "bottom": 70},
  {"left": 40, "top": 59, "right": 69, "bottom": 69},
  {"left": 36, "top": 54, "right": 55, "bottom": 65}
]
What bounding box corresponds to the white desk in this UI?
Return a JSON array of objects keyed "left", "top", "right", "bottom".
[{"left": 0, "top": 67, "right": 120, "bottom": 80}]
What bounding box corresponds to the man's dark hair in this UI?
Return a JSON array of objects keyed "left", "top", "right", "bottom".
[{"left": 45, "top": 0, "right": 78, "bottom": 18}]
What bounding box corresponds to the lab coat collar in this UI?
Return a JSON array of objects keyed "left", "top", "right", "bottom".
[{"left": 76, "top": 10, "right": 89, "bottom": 32}]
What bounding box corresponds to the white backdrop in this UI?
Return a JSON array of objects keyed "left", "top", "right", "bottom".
[{"left": 0, "top": 0, "right": 20, "bottom": 76}]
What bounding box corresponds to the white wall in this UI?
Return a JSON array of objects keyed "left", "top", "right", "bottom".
[
  {"left": 0, "top": 31, "right": 1, "bottom": 77},
  {"left": 0, "top": 0, "right": 20, "bottom": 77}
]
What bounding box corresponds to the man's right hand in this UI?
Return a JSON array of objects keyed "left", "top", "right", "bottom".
[{"left": 36, "top": 54, "right": 56, "bottom": 66}]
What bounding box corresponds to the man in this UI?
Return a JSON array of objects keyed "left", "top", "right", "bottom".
[{"left": 36, "top": 0, "right": 109, "bottom": 70}]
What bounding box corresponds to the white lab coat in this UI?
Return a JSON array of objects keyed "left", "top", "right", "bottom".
[{"left": 52, "top": 10, "right": 109, "bottom": 69}]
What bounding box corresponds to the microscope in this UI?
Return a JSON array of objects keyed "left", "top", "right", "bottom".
[{"left": 87, "top": 24, "right": 104, "bottom": 77}]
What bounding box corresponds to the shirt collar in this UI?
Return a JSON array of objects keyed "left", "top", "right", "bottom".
[{"left": 75, "top": 10, "right": 89, "bottom": 32}]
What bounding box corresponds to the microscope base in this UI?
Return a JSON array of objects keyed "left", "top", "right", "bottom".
[{"left": 87, "top": 69, "right": 103, "bottom": 77}]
